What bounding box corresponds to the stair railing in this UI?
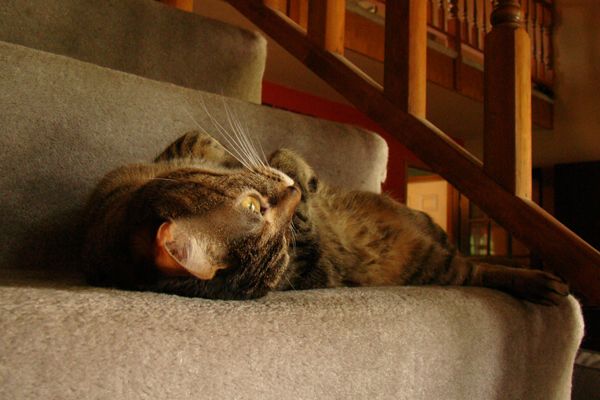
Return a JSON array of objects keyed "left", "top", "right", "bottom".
[{"left": 224, "top": 0, "right": 599, "bottom": 305}]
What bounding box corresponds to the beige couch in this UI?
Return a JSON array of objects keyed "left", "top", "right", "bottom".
[{"left": 0, "top": 1, "right": 583, "bottom": 399}]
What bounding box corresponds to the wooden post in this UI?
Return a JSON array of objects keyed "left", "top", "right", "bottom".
[
  {"left": 307, "top": 0, "right": 346, "bottom": 54},
  {"left": 484, "top": 0, "right": 532, "bottom": 199},
  {"left": 384, "top": 0, "right": 427, "bottom": 118}
]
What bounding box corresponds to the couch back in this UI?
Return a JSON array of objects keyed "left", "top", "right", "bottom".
[
  {"left": 0, "top": 41, "right": 388, "bottom": 280},
  {"left": 0, "top": 0, "right": 266, "bottom": 103}
]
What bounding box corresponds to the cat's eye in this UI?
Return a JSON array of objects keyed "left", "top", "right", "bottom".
[{"left": 241, "top": 195, "right": 262, "bottom": 214}]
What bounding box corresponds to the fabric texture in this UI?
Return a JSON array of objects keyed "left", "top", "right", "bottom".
[
  {"left": 0, "top": 0, "right": 266, "bottom": 103},
  {"left": 0, "top": 283, "right": 584, "bottom": 400}
]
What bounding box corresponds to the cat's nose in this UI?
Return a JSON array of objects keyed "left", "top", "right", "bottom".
[
  {"left": 287, "top": 184, "right": 300, "bottom": 197},
  {"left": 279, "top": 185, "right": 301, "bottom": 217}
]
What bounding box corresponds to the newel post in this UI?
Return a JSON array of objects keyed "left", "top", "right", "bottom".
[{"left": 484, "top": 0, "right": 532, "bottom": 199}]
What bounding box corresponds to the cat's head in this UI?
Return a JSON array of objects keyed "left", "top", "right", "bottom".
[{"left": 84, "top": 163, "right": 300, "bottom": 300}]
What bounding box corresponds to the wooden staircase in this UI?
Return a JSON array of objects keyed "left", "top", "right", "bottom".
[
  {"left": 266, "top": 0, "right": 555, "bottom": 129},
  {"left": 170, "top": 0, "right": 600, "bottom": 306}
]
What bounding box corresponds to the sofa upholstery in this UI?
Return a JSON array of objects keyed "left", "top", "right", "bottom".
[
  {"left": 0, "top": 1, "right": 584, "bottom": 399},
  {"left": 1, "top": 284, "right": 583, "bottom": 400},
  {"left": 0, "top": 39, "right": 388, "bottom": 280},
  {"left": 0, "top": 0, "right": 267, "bottom": 103}
]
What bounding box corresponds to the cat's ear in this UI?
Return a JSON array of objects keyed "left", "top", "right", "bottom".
[{"left": 154, "top": 221, "right": 226, "bottom": 280}]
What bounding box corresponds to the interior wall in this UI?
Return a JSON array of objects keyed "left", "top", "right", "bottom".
[
  {"left": 407, "top": 179, "right": 449, "bottom": 232},
  {"left": 533, "top": 0, "right": 600, "bottom": 166}
]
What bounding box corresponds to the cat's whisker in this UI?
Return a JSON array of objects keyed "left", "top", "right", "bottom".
[
  {"left": 237, "top": 118, "right": 269, "bottom": 169},
  {"left": 214, "top": 91, "right": 254, "bottom": 167},
  {"left": 179, "top": 97, "right": 253, "bottom": 171},
  {"left": 196, "top": 97, "right": 255, "bottom": 171},
  {"left": 222, "top": 100, "right": 267, "bottom": 170},
  {"left": 221, "top": 99, "right": 260, "bottom": 169},
  {"left": 188, "top": 94, "right": 268, "bottom": 172},
  {"left": 199, "top": 99, "right": 247, "bottom": 164},
  {"left": 289, "top": 220, "right": 297, "bottom": 252},
  {"left": 234, "top": 118, "right": 265, "bottom": 169},
  {"left": 255, "top": 136, "right": 269, "bottom": 167},
  {"left": 285, "top": 275, "right": 297, "bottom": 291}
]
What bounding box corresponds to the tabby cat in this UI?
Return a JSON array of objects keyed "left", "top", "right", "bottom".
[{"left": 81, "top": 130, "right": 568, "bottom": 304}]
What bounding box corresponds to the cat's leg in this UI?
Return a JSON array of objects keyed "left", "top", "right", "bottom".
[
  {"left": 466, "top": 261, "right": 569, "bottom": 305},
  {"left": 269, "top": 148, "right": 319, "bottom": 195},
  {"left": 154, "top": 130, "right": 241, "bottom": 168},
  {"left": 402, "top": 207, "right": 569, "bottom": 305}
]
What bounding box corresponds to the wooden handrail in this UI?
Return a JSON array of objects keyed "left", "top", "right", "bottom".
[{"left": 226, "top": 0, "right": 600, "bottom": 305}]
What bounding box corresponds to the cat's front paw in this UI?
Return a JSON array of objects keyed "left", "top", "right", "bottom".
[
  {"left": 511, "top": 269, "right": 569, "bottom": 306},
  {"left": 269, "top": 148, "right": 318, "bottom": 195},
  {"left": 473, "top": 263, "right": 570, "bottom": 306}
]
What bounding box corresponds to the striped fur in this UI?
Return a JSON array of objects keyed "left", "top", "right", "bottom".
[{"left": 82, "top": 131, "right": 569, "bottom": 304}]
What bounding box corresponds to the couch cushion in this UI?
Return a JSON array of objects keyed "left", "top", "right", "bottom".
[
  {"left": 0, "top": 284, "right": 583, "bottom": 400},
  {"left": 0, "top": 40, "right": 388, "bottom": 276},
  {"left": 0, "top": 0, "right": 266, "bottom": 103}
]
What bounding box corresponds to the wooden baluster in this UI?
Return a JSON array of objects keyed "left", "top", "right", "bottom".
[
  {"left": 484, "top": 0, "right": 493, "bottom": 34},
  {"left": 384, "top": 0, "right": 428, "bottom": 117},
  {"left": 437, "top": 0, "right": 447, "bottom": 31},
  {"left": 535, "top": 2, "right": 544, "bottom": 84},
  {"left": 264, "top": 0, "right": 288, "bottom": 14},
  {"left": 521, "top": 0, "right": 532, "bottom": 71},
  {"left": 480, "top": 0, "right": 487, "bottom": 48},
  {"left": 470, "top": 0, "right": 480, "bottom": 48},
  {"left": 541, "top": 4, "right": 553, "bottom": 86},
  {"left": 484, "top": 0, "right": 532, "bottom": 198},
  {"left": 521, "top": 0, "right": 530, "bottom": 34},
  {"left": 480, "top": 0, "right": 488, "bottom": 48},
  {"left": 447, "top": 0, "right": 462, "bottom": 50},
  {"left": 289, "top": 0, "right": 309, "bottom": 29},
  {"left": 428, "top": 0, "right": 434, "bottom": 25},
  {"left": 529, "top": 0, "right": 538, "bottom": 82},
  {"left": 460, "top": 0, "right": 470, "bottom": 45},
  {"left": 307, "top": 0, "right": 345, "bottom": 54},
  {"left": 448, "top": 0, "right": 463, "bottom": 91},
  {"left": 521, "top": 0, "right": 537, "bottom": 80}
]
